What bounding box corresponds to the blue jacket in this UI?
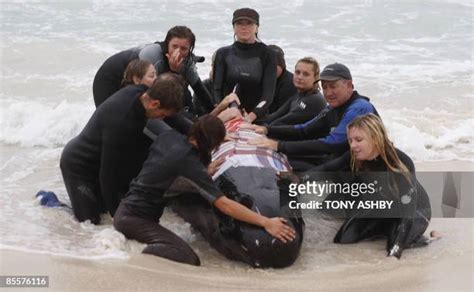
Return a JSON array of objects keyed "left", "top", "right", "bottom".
[{"left": 267, "top": 91, "right": 378, "bottom": 156}]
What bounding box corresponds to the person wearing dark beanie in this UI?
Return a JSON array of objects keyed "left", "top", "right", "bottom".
[{"left": 213, "top": 8, "right": 277, "bottom": 123}]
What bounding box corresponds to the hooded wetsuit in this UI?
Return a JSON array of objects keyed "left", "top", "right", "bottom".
[
  {"left": 269, "top": 69, "right": 297, "bottom": 114},
  {"left": 60, "top": 85, "right": 152, "bottom": 223},
  {"left": 267, "top": 91, "right": 378, "bottom": 170},
  {"left": 213, "top": 41, "right": 277, "bottom": 119},
  {"left": 93, "top": 43, "right": 213, "bottom": 112},
  {"left": 113, "top": 130, "right": 224, "bottom": 266},
  {"left": 264, "top": 89, "right": 326, "bottom": 126}
]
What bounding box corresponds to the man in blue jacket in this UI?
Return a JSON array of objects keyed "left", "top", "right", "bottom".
[{"left": 245, "top": 63, "right": 379, "bottom": 170}]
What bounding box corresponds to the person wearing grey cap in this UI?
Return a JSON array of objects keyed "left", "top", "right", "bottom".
[
  {"left": 243, "top": 63, "right": 379, "bottom": 171},
  {"left": 213, "top": 7, "right": 277, "bottom": 123},
  {"left": 267, "top": 45, "right": 297, "bottom": 114}
]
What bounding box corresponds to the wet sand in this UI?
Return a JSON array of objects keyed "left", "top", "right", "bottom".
[
  {"left": 1, "top": 219, "right": 472, "bottom": 292},
  {"left": 1, "top": 161, "right": 472, "bottom": 292}
]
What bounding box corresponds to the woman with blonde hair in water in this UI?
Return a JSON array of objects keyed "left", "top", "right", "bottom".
[{"left": 305, "top": 113, "right": 440, "bottom": 258}]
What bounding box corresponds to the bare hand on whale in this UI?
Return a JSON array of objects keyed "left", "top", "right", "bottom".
[
  {"left": 213, "top": 196, "right": 296, "bottom": 243},
  {"left": 208, "top": 157, "right": 225, "bottom": 177}
]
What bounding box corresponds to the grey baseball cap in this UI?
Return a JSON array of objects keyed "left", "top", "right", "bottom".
[{"left": 320, "top": 63, "right": 352, "bottom": 81}]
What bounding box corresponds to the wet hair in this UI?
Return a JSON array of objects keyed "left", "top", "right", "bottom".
[
  {"left": 121, "top": 59, "right": 153, "bottom": 86},
  {"left": 188, "top": 114, "right": 226, "bottom": 165},
  {"left": 146, "top": 72, "right": 185, "bottom": 110},
  {"left": 268, "top": 45, "right": 286, "bottom": 69},
  {"left": 347, "top": 114, "right": 410, "bottom": 178},
  {"left": 296, "top": 56, "right": 321, "bottom": 91},
  {"left": 163, "top": 26, "right": 196, "bottom": 54}
]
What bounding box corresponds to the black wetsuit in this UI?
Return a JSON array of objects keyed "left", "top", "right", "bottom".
[
  {"left": 92, "top": 43, "right": 213, "bottom": 113},
  {"left": 267, "top": 91, "right": 378, "bottom": 170},
  {"left": 213, "top": 41, "right": 277, "bottom": 119},
  {"left": 304, "top": 149, "right": 431, "bottom": 258},
  {"left": 113, "top": 130, "right": 224, "bottom": 266},
  {"left": 268, "top": 69, "right": 297, "bottom": 114},
  {"left": 264, "top": 89, "right": 326, "bottom": 126},
  {"left": 60, "top": 85, "right": 152, "bottom": 224},
  {"left": 192, "top": 77, "right": 214, "bottom": 117}
]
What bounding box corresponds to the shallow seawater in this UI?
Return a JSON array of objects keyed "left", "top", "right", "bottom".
[{"left": 0, "top": 0, "right": 473, "bottom": 270}]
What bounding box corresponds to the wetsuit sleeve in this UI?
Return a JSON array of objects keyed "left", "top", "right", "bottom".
[
  {"left": 181, "top": 159, "right": 225, "bottom": 204},
  {"left": 138, "top": 44, "right": 167, "bottom": 74},
  {"left": 308, "top": 151, "right": 352, "bottom": 171},
  {"left": 271, "top": 94, "right": 327, "bottom": 126},
  {"left": 190, "top": 78, "right": 215, "bottom": 112},
  {"left": 319, "top": 104, "right": 374, "bottom": 144},
  {"left": 182, "top": 58, "right": 200, "bottom": 86},
  {"left": 252, "top": 49, "right": 277, "bottom": 118},
  {"left": 212, "top": 48, "right": 226, "bottom": 104},
  {"left": 265, "top": 96, "right": 293, "bottom": 124},
  {"left": 277, "top": 137, "right": 339, "bottom": 156},
  {"left": 267, "top": 107, "right": 330, "bottom": 140}
]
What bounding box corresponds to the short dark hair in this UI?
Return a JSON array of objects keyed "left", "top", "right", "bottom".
[
  {"left": 163, "top": 26, "right": 196, "bottom": 54},
  {"left": 146, "top": 73, "right": 185, "bottom": 110},
  {"left": 268, "top": 45, "right": 286, "bottom": 70},
  {"left": 122, "top": 59, "right": 152, "bottom": 86},
  {"left": 188, "top": 114, "right": 226, "bottom": 165}
]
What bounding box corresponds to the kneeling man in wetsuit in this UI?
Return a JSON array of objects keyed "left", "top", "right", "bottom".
[
  {"left": 60, "top": 73, "right": 184, "bottom": 224},
  {"left": 244, "top": 63, "right": 379, "bottom": 170}
]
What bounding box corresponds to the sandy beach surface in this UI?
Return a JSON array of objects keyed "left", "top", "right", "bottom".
[
  {"left": 0, "top": 218, "right": 472, "bottom": 292},
  {"left": 1, "top": 213, "right": 472, "bottom": 291},
  {"left": 1, "top": 160, "right": 472, "bottom": 292}
]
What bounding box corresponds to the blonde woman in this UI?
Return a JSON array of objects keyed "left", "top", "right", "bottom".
[{"left": 305, "top": 114, "right": 440, "bottom": 258}]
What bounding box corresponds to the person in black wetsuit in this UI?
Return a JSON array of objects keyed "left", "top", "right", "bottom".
[
  {"left": 303, "top": 114, "right": 439, "bottom": 258},
  {"left": 213, "top": 8, "right": 277, "bottom": 123},
  {"left": 192, "top": 51, "right": 217, "bottom": 117},
  {"left": 263, "top": 56, "right": 326, "bottom": 126},
  {"left": 267, "top": 45, "right": 297, "bottom": 114},
  {"left": 60, "top": 73, "right": 185, "bottom": 224},
  {"left": 243, "top": 63, "right": 379, "bottom": 171},
  {"left": 92, "top": 26, "right": 214, "bottom": 115},
  {"left": 113, "top": 115, "right": 296, "bottom": 266}
]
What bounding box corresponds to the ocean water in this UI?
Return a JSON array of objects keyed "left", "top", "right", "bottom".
[{"left": 0, "top": 1, "right": 473, "bottom": 269}]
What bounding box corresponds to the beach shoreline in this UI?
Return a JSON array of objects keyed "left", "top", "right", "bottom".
[{"left": 1, "top": 217, "right": 472, "bottom": 292}]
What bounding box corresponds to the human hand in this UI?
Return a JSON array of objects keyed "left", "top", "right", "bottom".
[
  {"left": 218, "top": 107, "right": 243, "bottom": 123},
  {"left": 207, "top": 157, "right": 225, "bottom": 177},
  {"left": 243, "top": 112, "right": 257, "bottom": 123},
  {"left": 263, "top": 217, "right": 296, "bottom": 243},
  {"left": 166, "top": 48, "right": 184, "bottom": 72},
  {"left": 248, "top": 137, "right": 278, "bottom": 151},
  {"left": 239, "top": 123, "right": 268, "bottom": 135},
  {"left": 224, "top": 133, "right": 238, "bottom": 142},
  {"left": 221, "top": 93, "right": 241, "bottom": 108}
]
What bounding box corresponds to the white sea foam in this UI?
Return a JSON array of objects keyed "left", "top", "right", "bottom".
[{"left": 0, "top": 99, "right": 93, "bottom": 147}]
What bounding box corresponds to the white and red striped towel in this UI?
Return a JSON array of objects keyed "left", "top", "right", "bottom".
[{"left": 211, "top": 118, "right": 292, "bottom": 180}]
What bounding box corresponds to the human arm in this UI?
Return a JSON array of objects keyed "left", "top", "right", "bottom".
[
  {"left": 210, "top": 93, "right": 241, "bottom": 116},
  {"left": 182, "top": 157, "right": 295, "bottom": 243},
  {"left": 271, "top": 93, "right": 327, "bottom": 126},
  {"left": 213, "top": 196, "right": 295, "bottom": 243},
  {"left": 265, "top": 95, "right": 293, "bottom": 124},
  {"left": 250, "top": 48, "right": 277, "bottom": 119},
  {"left": 212, "top": 48, "right": 226, "bottom": 104}
]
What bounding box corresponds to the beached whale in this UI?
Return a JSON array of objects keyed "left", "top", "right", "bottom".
[{"left": 146, "top": 117, "right": 304, "bottom": 268}]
